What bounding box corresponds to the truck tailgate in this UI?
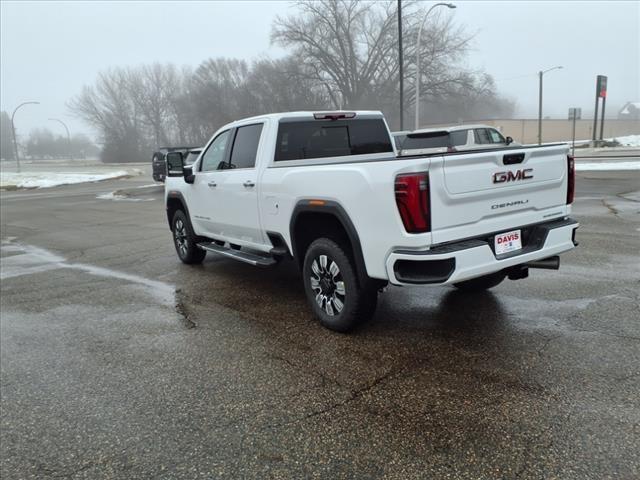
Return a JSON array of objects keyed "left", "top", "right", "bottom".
[{"left": 429, "top": 145, "right": 570, "bottom": 244}]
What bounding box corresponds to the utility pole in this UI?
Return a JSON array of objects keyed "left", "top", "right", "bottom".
[
  {"left": 537, "top": 66, "right": 562, "bottom": 145},
  {"left": 537, "top": 71, "right": 543, "bottom": 145},
  {"left": 398, "top": 0, "right": 404, "bottom": 131},
  {"left": 49, "top": 118, "right": 73, "bottom": 160},
  {"left": 10, "top": 101, "right": 40, "bottom": 173}
]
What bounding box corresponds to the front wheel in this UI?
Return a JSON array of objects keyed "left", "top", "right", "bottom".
[
  {"left": 172, "top": 210, "right": 206, "bottom": 264},
  {"left": 303, "top": 238, "right": 377, "bottom": 332},
  {"left": 453, "top": 271, "right": 506, "bottom": 292}
]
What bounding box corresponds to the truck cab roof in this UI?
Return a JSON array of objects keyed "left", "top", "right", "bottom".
[{"left": 224, "top": 110, "right": 386, "bottom": 127}]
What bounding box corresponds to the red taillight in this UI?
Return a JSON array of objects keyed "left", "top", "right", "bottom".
[
  {"left": 395, "top": 173, "right": 430, "bottom": 233},
  {"left": 567, "top": 154, "right": 575, "bottom": 204}
]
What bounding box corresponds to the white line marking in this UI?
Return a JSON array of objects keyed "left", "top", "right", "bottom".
[{"left": 1, "top": 240, "right": 174, "bottom": 306}]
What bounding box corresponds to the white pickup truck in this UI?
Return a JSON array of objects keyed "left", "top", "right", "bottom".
[{"left": 165, "top": 111, "right": 578, "bottom": 332}]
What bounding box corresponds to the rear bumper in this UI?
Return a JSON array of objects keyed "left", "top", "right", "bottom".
[{"left": 385, "top": 218, "right": 579, "bottom": 286}]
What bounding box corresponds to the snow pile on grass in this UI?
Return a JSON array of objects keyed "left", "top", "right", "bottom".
[
  {"left": 0, "top": 170, "right": 133, "bottom": 189},
  {"left": 613, "top": 135, "right": 640, "bottom": 147},
  {"left": 576, "top": 161, "right": 640, "bottom": 171}
]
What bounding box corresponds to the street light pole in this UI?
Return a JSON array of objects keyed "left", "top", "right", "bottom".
[
  {"left": 11, "top": 101, "right": 40, "bottom": 173},
  {"left": 537, "top": 66, "right": 562, "bottom": 145},
  {"left": 414, "top": 2, "right": 456, "bottom": 130},
  {"left": 49, "top": 118, "right": 72, "bottom": 160}
]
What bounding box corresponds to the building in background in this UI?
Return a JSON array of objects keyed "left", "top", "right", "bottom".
[{"left": 618, "top": 102, "right": 640, "bottom": 120}]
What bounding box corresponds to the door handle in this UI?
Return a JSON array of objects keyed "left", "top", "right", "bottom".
[
  {"left": 243, "top": 181, "right": 255, "bottom": 188},
  {"left": 208, "top": 181, "right": 217, "bottom": 187}
]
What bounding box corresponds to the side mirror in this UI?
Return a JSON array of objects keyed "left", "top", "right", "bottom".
[
  {"left": 505, "top": 136, "right": 514, "bottom": 145},
  {"left": 166, "top": 151, "right": 195, "bottom": 184},
  {"left": 166, "top": 152, "right": 184, "bottom": 177}
]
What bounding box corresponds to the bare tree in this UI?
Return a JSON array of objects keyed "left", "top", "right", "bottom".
[
  {"left": 272, "top": 0, "right": 401, "bottom": 109},
  {"left": 272, "top": 0, "right": 510, "bottom": 126},
  {"left": 68, "top": 1, "right": 515, "bottom": 162},
  {"left": 128, "top": 63, "right": 181, "bottom": 147},
  {"left": 188, "top": 58, "right": 252, "bottom": 133},
  {"left": 25, "top": 129, "right": 99, "bottom": 159},
  {"left": 1, "top": 111, "right": 15, "bottom": 160},
  {"left": 69, "top": 68, "right": 146, "bottom": 162},
  {"left": 247, "top": 57, "right": 330, "bottom": 113}
]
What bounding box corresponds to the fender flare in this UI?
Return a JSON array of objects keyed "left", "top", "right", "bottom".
[
  {"left": 166, "top": 191, "right": 190, "bottom": 228},
  {"left": 289, "top": 200, "right": 368, "bottom": 283}
]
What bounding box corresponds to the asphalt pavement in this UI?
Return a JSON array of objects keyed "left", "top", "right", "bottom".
[{"left": 1, "top": 168, "right": 639, "bottom": 479}]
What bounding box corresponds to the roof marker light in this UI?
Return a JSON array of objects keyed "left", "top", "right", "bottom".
[{"left": 313, "top": 112, "right": 356, "bottom": 121}]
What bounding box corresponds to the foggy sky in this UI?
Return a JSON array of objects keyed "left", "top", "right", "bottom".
[{"left": 1, "top": 0, "right": 638, "bottom": 140}]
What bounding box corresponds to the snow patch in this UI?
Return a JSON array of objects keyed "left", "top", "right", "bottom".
[
  {"left": 0, "top": 169, "right": 140, "bottom": 189},
  {"left": 576, "top": 161, "right": 640, "bottom": 171},
  {"left": 613, "top": 134, "right": 640, "bottom": 147}
]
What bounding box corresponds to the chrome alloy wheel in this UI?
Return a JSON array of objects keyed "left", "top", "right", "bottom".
[
  {"left": 310, "top": 254, "right": 346, "bottom": 316},
  {"left": 174, "top": 218, "right": 188, "bottom": 257}
]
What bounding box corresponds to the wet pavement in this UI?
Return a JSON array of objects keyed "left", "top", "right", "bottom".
[{"left": 1, "top": 171, "right": 639, "bottom": 479}]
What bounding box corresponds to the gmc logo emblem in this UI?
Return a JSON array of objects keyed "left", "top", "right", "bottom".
[{"left": 493, "top": 168, "right": 533, "bottom": 183}]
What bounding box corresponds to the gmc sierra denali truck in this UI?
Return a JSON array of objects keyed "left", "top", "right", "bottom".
[{"left": 165, "top": 111, "right": 578, "bottom": 332}]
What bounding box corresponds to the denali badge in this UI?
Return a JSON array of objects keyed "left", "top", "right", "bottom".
[
  {"left": 493, "top": 168, "right": 533, "bottom": 183},
  {"left": 491, "top": 199, "right": 529, "bottom": 210}
]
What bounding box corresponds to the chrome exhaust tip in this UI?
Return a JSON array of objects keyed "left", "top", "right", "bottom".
[{"left": 524, "top": 256, "right": 560, "bottom": 270}]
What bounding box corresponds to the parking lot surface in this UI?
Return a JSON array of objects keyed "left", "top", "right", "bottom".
[{"left": 1, "top": 170, "right": 639, "bottom": 479}]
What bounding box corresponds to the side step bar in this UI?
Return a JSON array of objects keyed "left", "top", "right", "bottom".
[{"left": 197, "top": 242, "right": 277, "bottom": 267}]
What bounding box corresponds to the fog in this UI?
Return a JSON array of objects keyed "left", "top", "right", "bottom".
[{"left": 1, "top": 0, "right": 638, "bottom": 139}]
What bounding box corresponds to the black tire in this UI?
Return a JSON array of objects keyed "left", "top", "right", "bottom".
[
  {"left": 303, "top": 238, "right": 377, "bottom": 332},
  {"left": 172, "top": 210, "right": 206, "bottom": 265},
  {"left": 453, "top": 271, "right": 506, "bottom": 292}
]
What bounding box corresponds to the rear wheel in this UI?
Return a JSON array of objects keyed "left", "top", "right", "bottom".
[
  {"left": 172, "top": 210, "right": 206, "bottom": 264},
  {"left": 303, "top": 238, "right": 377, "bottom": 332},
  {"left": 453, "top": 271, "right": 506, "bottom": 292}
]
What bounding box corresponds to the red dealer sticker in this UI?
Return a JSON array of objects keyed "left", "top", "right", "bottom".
[{"left": 495, "top": 229, "right": 522, "bottom": 255}]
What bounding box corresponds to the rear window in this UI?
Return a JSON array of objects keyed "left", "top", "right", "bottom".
[
  {"left": 275, "top": 119, "right": 393, "bottom": 161},
  {"left": 400, "top": 131, "right": 449, "bottom": 150}
]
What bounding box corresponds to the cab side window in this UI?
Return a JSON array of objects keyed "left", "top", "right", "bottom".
[
  {"left": 228, "top": 123, "right": 264, "bottom": 169},
  {"left": 474, "top": 128, "right": 492, "bottom": 144},
  {"left": 489, "top": 129, "right": 506, "bottom": 143},
  {"left": 201, "top": 130, "right": 231, "bottom": 172}
]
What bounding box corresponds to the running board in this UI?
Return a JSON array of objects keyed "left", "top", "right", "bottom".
[{"left": 197, "top": 242, "right": 277, "bottom": 267}]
